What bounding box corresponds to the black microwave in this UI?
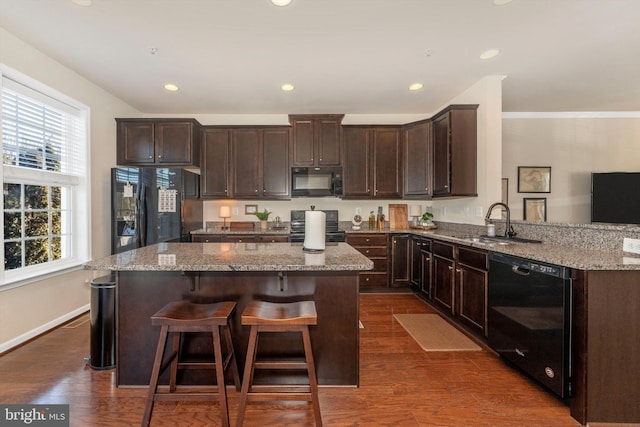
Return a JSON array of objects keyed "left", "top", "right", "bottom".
[{"left": 291, "top": 167, "right": 343, "bottom": 197}]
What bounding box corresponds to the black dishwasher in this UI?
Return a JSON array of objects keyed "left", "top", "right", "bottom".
[{"left": 488, "top": 252, "right": 571, "bottom": 399}]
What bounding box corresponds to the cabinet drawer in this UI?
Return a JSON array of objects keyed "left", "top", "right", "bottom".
[
  {"left": 458, "top": 246, "right": 488, "bottom": 270},
  {"left": 370, "top": 258, "right": 388, "bottom": 272},
  {"left": 258, "top": 235, "right": 289, "bottom": 243},
  {"left": 354, "top": 246, "right": 387, "bottom": 258},
  {"left": 347, "top": 234, "right": 387, "bottom": 246},
  {"left": 359, "top": 273, "right": 388, "bottom": 288},
  {"left": 432, "top": 241, "right": 455, "bottom": 259},
  {"left": 223, "top": 235, "right": 258, "bottom": 243},
  {"left": 192, "top": 235, "right": 222, "bottom": 243}
]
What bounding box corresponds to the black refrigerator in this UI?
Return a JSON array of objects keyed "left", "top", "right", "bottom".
[{"left": 111, "top": 167, "right": 203, "bottom": 254}]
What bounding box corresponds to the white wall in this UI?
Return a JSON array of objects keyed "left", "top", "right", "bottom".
[
  {"left": 0, "top": 26, "right": 139, "bottom": 352},
  {"left": 503, "top": 113, "right": 640, "bottom": 223}
]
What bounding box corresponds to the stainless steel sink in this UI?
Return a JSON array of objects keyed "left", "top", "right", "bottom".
[{"left": 460, "top": 235, "right": 542, "bottom": 245}]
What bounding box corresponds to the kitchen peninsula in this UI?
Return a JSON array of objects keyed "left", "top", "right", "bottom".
[{"left": 84, "top": 242, "right": 373, "bottom": 387}]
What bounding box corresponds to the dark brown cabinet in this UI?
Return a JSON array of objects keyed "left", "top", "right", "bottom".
[
  {"left": 346, "top": 233, "right": 388, "bottom": 289},
  {"left": 410, "top": 236, "right": 432, "bottom": 298},
  {"left": 403, "top": 119, "right": 432, "bottom": 198},
  {"left": 116, "top": 119, "right": 200, "bottom": 167},
  {"left": 432, "top": 105, "right": 478, "bottom": 197},
  {"left": 289, "top": 114, "right": 343, "bottom": 166},
  {"left": 342, "top": 126, "right": 402, "bottom": 199},
  {"left": 432, "top": 241, "right": 488, "bottom": 337},
  {"left": 390, "top": 234, "right": 410, "bottom": 287},
  {"left": 200, "top": 128, "right": 230, "bottom": 198},
  {"left": 230, "top": 127, "right": 289, "bottom": 199}
]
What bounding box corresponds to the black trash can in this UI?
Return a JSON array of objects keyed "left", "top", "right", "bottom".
[{"left": 89, "top": 274, "right": 116, "bottom": 370}]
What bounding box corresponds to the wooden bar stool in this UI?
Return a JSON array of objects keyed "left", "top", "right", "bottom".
[
  {"left": 141, "top": 300, "right": 241, "bottom": 427},
  {"left": 236, "top": 300, "right": 322, "bottom": 427}
]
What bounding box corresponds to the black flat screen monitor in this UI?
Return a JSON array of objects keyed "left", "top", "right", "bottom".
[{"left": 591, "top": 172, "right": 640, "bottom": 224}]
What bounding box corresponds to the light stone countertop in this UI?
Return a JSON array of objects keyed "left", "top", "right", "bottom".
[{"left": 83, "top": 242, "right": 374, "bottom": 272}]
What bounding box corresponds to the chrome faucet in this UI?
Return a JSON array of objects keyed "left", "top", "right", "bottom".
[{"left": 485, "top": 202, "right": 516, "bottom": 238}]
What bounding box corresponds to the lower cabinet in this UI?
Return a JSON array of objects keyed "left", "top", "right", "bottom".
[
  {"left": 410, "top": 236, "right": 432, "bottom": 298},
  {"left": 432, "top": 240, "right": 488, "bottom": 338},
  {"left": 390, "top": 234, "right": 410, "bottom": 287},
  {"left": 346, "top": 233, "right": 389, "bottom": 289}
]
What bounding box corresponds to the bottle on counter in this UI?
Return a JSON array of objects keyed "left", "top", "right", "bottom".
[
  {"left": 486, "top": 221, "right": 496, "bottom": 237},
  {"left": 369, "top": 211, "right": 376, "bottom": 229}
]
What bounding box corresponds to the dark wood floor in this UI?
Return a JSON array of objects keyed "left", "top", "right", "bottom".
[{"left": 0, "top": 293, "right": 581, "bottom": 426}]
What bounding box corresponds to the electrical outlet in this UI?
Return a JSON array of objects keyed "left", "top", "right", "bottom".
[
  {"left": 232, "top": 207, "right": 239, "bottom": 216},
  {"left": 355, "top": 207, "right": 362, "bottom": 215},
  {"left": 623, "top": 238, "right": 640, "bottom": 254}
]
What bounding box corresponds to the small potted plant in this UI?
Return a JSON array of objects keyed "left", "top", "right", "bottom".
[
  {"left": 254, "top": 209, "right": 271, "bottom": 230},
  {"left": 420, "top": 211, "right": 434, "bottom": 227}
]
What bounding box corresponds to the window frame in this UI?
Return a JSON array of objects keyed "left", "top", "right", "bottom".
[{"left": 0, "top": 65, "right": 91, "bottom": 290}]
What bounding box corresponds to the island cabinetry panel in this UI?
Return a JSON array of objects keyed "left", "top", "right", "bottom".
[
  {"left": 200, "top": 128, "right": 230, "bottom": 198},
  {"left": 116, "top": 270, "right": 359, "bottom": 387},
  {"left": 410, "top": 236, "right": 432, "bottom": 298},
  {"left": 230, "top": 127, "right": 290, "bottom": 199},
  {"left": 432, "top": 241, "right": 488, "bottom": 338},
  {"left": 390, "top": 234, "right": 410, "bottom": 287},
  {"left": 289, "top": 114, "right": 343, "bottom": 166},
  {"left": 342, "top": 126, "right": 403, "bottom": 199},
  {"left": 432, "top": 105, "right": 478, "bottom": 197},
  {"left": 347, "top": 233, "right": 389, "bottom": 288},
  {"left": 403, "top": 119, "right": 433, "bottom": 198},
  {"left": 116, "top": 118, "right": 200, "bottom": 167}
]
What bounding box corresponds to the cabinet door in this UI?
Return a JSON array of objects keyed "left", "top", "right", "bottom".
[
  {"left": 342, "top": 127, "right": 372, "bottom": 197},
  {"left": 155, "top": 121, "right": 195, "bottom": 165},
  {"left": 231, "top": 129, "right": 261, "bottom": 198},
  {"left": 403, "top": 120, "right": 432, "bottom": 197},
  {"left": 420, "top": 249, "right": 432, "bottom": 299},
  {"left": 262, "top": 128, "right": 290, "bottom": 198},
  {"left": 291, "top": 117, "right": 314, "bottom": 166},
  {"left": 449, "top": 107, "right": 478, "bottom": 196},
  {"left": 391, "top": 234, "right": 410, "bottom": 287},
  {"left": 201, "top": 129, "right": 230, "bottom": 198},
  {"left": 117, "top": 121, "right": 155, "bottom": 164},
  {"left": 410, "top": 237, "right": 423, "bottom": 288},
  {"left": 433, "top": 254, "right": 455, "bottom": 314},
  {"left": 316, "top": 117, "right": 341, "bottom": 166},
  {"left": 372, "top": 127, "right": 402, "bottom": 198},
  {"left": 432, "top": 112, "right": 451, "bottom": 196},
  {"left": 457, "top": 264, "right": 487, "bottom": 336}
]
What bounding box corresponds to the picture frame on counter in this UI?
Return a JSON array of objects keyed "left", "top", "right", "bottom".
[
  {"left": 523, "top": 197, "right": 547, "bottom": 222},
  {"left": 245, "top": 204, "right": 258, "bottom": 214},
  {"left": 518, "top": 166, "right": 551, "bottom": 193}
]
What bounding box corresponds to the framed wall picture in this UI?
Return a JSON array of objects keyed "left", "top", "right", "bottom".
[
  {"left": 523, "top": 197, "right": 547, "bottom": 222},
  {"left": 518, "top": 166, "right": 551, "bottom": 193},
  {"left": 244, "top": 204, "right": 257, "bottom": 214}
]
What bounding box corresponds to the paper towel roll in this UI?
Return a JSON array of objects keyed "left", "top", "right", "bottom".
[{"left": 304, "top": 210, "right": 326, "bottom": 252}]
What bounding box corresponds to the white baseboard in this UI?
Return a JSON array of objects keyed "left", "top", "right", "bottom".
[{"left": 0, "top": 304, "right": 90, "bottom": 354}]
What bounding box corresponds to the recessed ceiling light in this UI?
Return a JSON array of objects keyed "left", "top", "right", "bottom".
[
  {"left": 71, "top": 0, "right": 92, "bottom": 6},
  {"left": 480, "top": 49, "right": 501, "bottom": 60},
  {"left": 271, "top": 0, "right": 292, "bottom": 6},
  {"left": 493, "top": 0, "right": 513, "bottom": 5},
  {"left": 409, "top": 83, "right": 424, "bottom": 91},
  {"left": 164, "top": 84, "right": 179, "bottom": 92},
  {"left": 281, "top": 84, "right": 295, "bottom": 92}
]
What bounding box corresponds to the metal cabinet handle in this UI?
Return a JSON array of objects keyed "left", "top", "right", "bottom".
[
  {"left": 456, "top": 268, "right": 461, "bottom": 273},
  {"left": 448, "top": 266, "right": 453, "bottom": 270}
]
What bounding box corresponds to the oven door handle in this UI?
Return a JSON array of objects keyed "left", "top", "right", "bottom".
[{"left": 512, "top": 265, "right": 531, "bottom": 276}]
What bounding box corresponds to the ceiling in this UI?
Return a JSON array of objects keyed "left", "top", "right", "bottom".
[{"left": 1, "top": 0, "right": 639, "bottom": 115}]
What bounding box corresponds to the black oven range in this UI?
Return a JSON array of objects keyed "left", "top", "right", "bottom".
[{"left": 289, "top": 210, "right": 346, "bottom": 243}]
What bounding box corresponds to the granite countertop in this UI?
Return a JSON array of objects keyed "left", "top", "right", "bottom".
[{"left": 83, "top": 242, "right": 374, "bottom": 272}]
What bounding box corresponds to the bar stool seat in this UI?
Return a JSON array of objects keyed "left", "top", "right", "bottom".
[
  {"left": 236, "top": 300, "right": 322, "bottom": 427},
  {"left": 141, "top": 300, "right": 240, "bottom": 427}
]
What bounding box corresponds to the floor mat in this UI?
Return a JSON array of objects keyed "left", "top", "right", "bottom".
[{"left": 393, "top": 313, "right": 481, "bottom": 352}]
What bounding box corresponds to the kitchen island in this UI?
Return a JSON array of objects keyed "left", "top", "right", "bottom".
[{"left": 84, "top": 242, "right": 373, "bottom": 387}]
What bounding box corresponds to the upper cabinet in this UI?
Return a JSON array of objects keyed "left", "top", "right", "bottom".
[
  {"left": 116, "top": 118, "right": 201, "bottom": 167},
  {"left": 289, "top": 114, "right": 343, "bottom": 166},
  {"left": 403, "top": 119, "right": 432, "bottom": 198},
  {"left": 200, "top": 128, "right": 230, "bottom": 198},
  {"left": 230, "top": 127, "right": 290, "bottom": 199},
  {"left": 342, "top": 126, "right": 403, "bottom": 199},
  {"left": 432, "top": 105, "right": 478, "bottom": 198}
]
